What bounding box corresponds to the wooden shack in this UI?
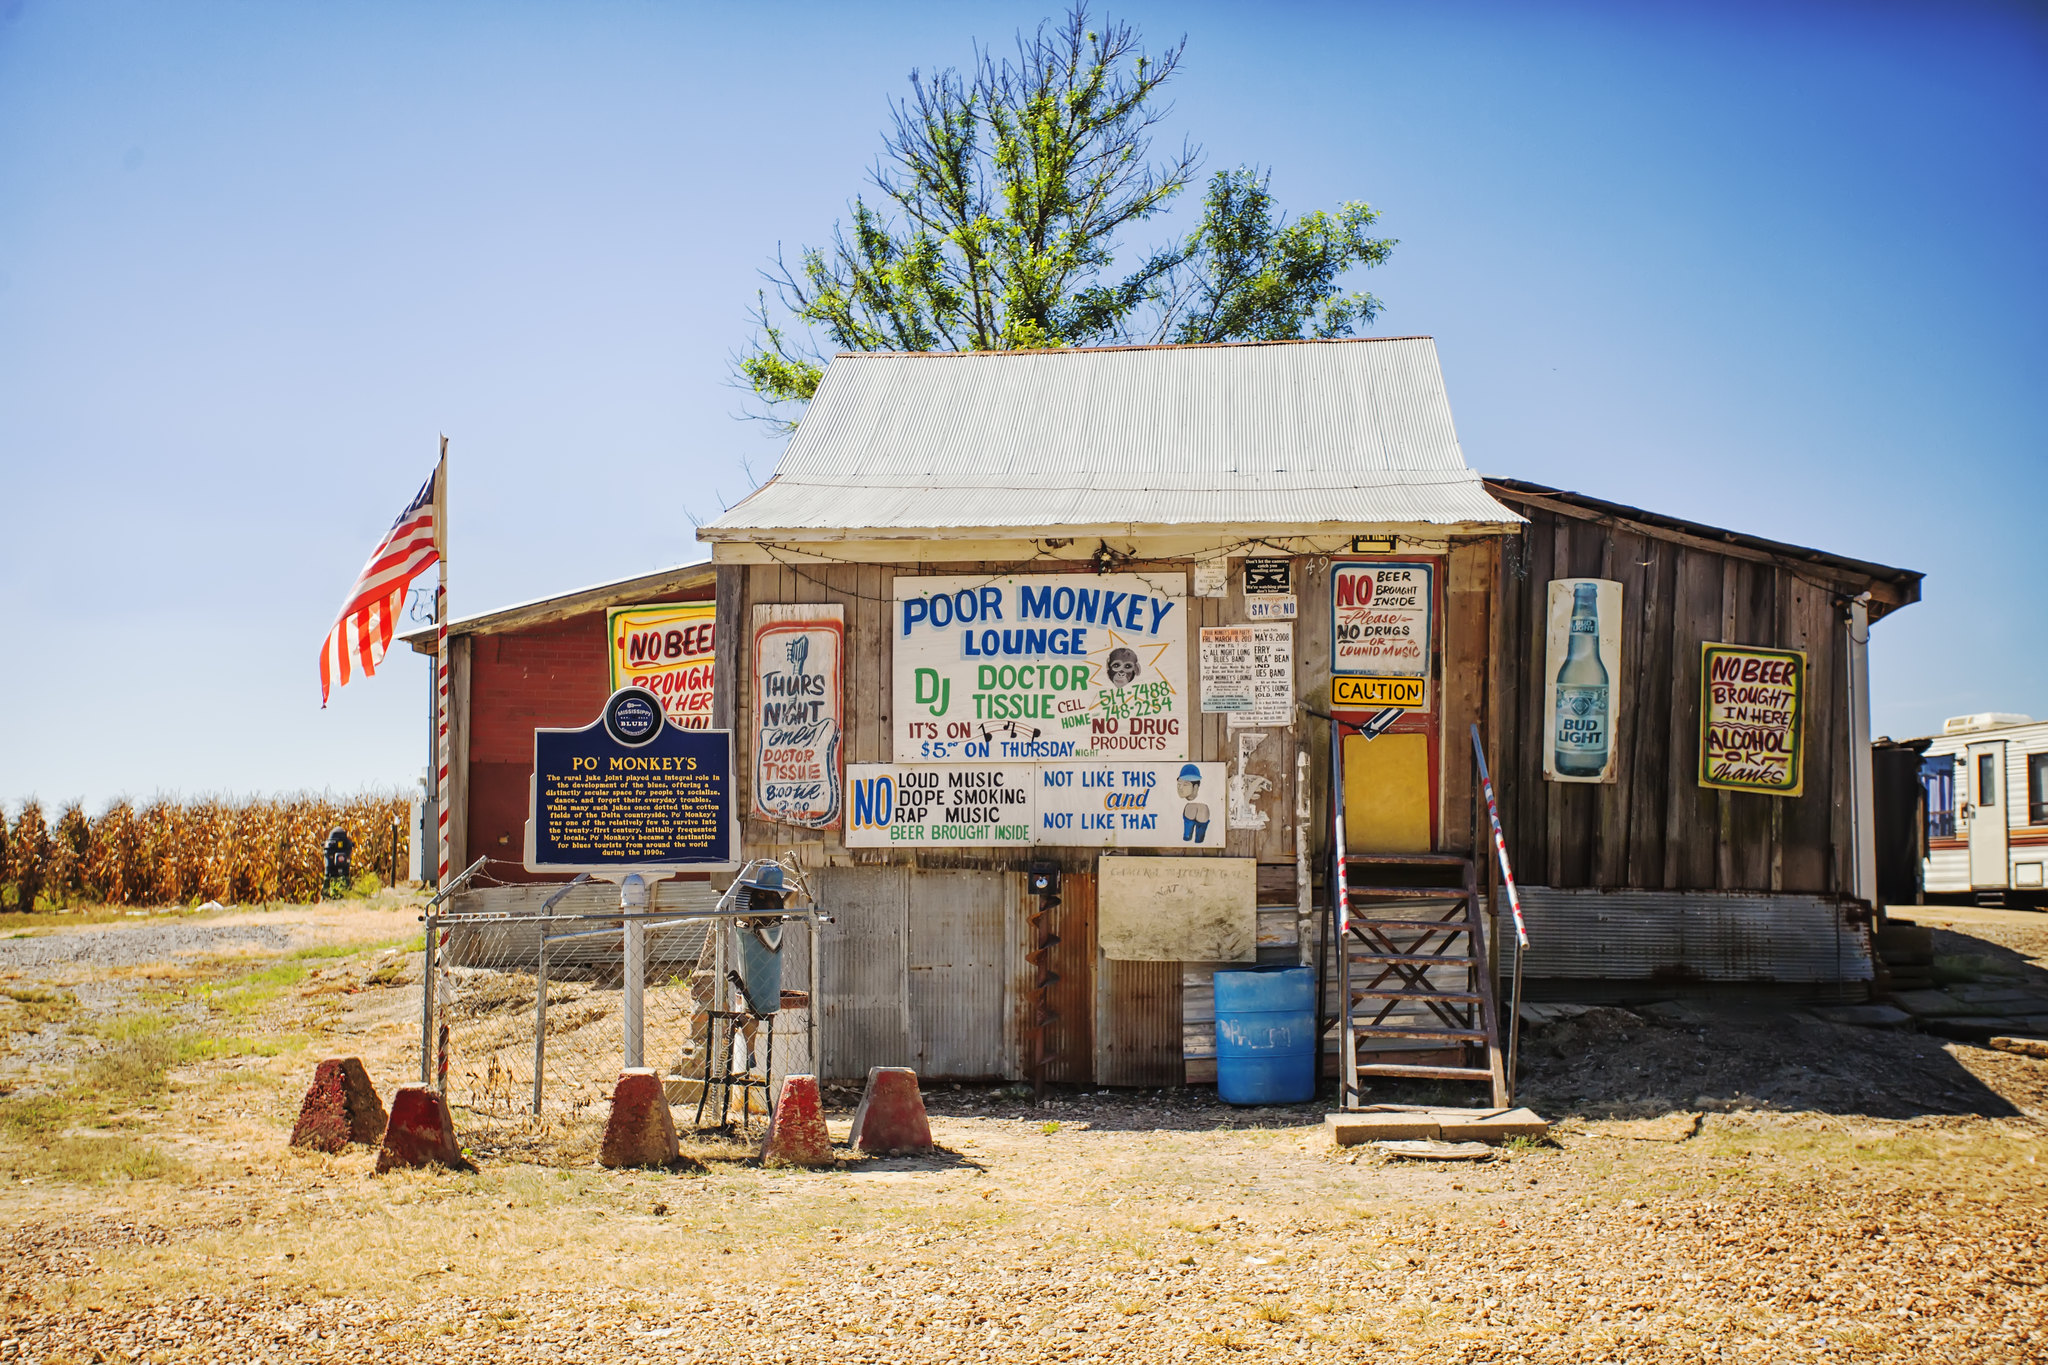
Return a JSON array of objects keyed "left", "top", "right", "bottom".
[
  {"left": 420, "top": 336, "right": 1921, "bottom": 1089},
  {"left": 693, "top": 338, "right": 1922, "bottom": 1085}
]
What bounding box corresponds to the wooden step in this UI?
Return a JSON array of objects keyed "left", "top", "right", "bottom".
[
  {"left": 1346, "top": 884, "right": 1473, "bottom": 900},
  {"left": 1344, "top": 917, "right": 1475, "bottom": 932},
  {"left": 1345, "top": 952, "right": 1477, "bottom": 966},
  {"left": 1343, "top": 852, "right": 1471, "bottom": 867},
  {"left": 1348, "top": 1024, "right": 1489, "bottom": 1041},
  {"left": 1354, "top": 1063, "right": 1497, "bottom": 1081},
  {"left": 1351, "top": 987, "right": 1483, "bottom": 1003}
]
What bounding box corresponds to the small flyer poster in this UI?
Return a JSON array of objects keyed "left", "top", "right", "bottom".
[
  {"left": 1699, "top": 644, "right": 1805, "bottom": 796},
  {"left": 1229, "top": 624, "right": 1294, "bottom": 729},
  {"left": 1193, "top": 558, "right": 1229, "bottom": 598},
  {"left": 1244, "top": 558, "right": 1291, "bottom": 594},
  {"left": 751, "top": 604, "right": 845, "bottom": 828},
  {"left": 1200, "top": 627, "right": 1255, "bottom": 713},
  {"left": 1243, "top": 594, "right": 1296, "bottom": 621},
  {"left": 608, "top": 603, "right": 716, "bottom": 729}
]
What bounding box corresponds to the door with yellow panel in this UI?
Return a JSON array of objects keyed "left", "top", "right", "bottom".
[{"left": 1330, "top": 558, "right": 1442, "bottom": 853}]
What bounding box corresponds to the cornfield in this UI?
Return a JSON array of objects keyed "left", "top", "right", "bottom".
[{"left": 1, "top": 793, "right": 412, "bottom": 911}]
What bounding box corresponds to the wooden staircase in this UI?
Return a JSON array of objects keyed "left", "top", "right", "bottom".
[{"left": 1336, "top": 848, "right": 1508, "bottom": 1109}]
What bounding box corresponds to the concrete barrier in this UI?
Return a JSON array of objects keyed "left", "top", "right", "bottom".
[
  {"left": 847, "top": 1067, "right": 934, "bottom": 1155},
  {"left": 601, "top": 1068, "right": 680, "bottom": 1168},
  {"left": 375, "top": 1083, "right": 473, "bottom": 1173},
  {"left": 290, "top": 1057, "right": 387, "bottom": 1153},
  {"left": 759, "top": 1074, "right": 834, "bottom": 1167}
]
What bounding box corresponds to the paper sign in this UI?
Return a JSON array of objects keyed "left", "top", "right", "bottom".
[
  {"left": 1699, "top": 644, "right": 1805, "bottom": 795},
  {"left": 1230, "top": 624, "right": 1293, "bottom": 729},
  {"left": 893, "top": 573, "right": 1188, "bottom": 762},
  {"left": 1193, "top": 558, "right": 1229, "bottom": 598},
  {"left": 752, "top": 605, "right": 844, "bottom": 828},
  {"left": 608, "top": 603, "right": 716, "bottom": 729},
  {"left": 1244, "top": 558, "right": 1291, "bottom": 593},
  {"left": 1200, "top": 628, "right": 1256, "bottom": 714},
  {"left": 1036, "top": 761, "right": 1226, "bottom": 848},
  {"left": 843, "top": 760, "right": 1224, "bottom": 848}
]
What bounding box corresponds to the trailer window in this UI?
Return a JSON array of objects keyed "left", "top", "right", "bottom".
[
  {"left": 1978, "top": 754, "right": 1998, "bottom": 807},
  {"left": 2031, "top": 752, "right": 2048, "bottom": 826},
  {"left": 1923, "top": 757, "right": 1954, "bottom": 839}
]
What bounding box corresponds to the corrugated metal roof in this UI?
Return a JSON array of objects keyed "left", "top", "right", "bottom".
[
  {"left": 701, "top": 339, "right": 1522, "bottom": 539},
  {"left": 401, "top": 561, "right": 714, "bottom": 654}
]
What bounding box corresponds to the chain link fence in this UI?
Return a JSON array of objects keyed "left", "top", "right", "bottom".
[{"left": 414, "top": 891, "right": 818, "bottom": 1164}]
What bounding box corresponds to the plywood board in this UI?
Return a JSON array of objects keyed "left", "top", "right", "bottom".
[
  {"left": 1097, "top": 856, "right": 1255, "bottom": 962},
  {"left": 1344, "top": 732, "right": 1432, "bottom": 853}
]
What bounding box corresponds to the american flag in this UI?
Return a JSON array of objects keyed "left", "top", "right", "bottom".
[{"left": 319, "top": 467, "right": 440, "bottom": 706}]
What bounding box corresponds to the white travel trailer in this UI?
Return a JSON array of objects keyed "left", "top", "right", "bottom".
[{"left": 1921, "top": 713, "right": 2048, "bottom": 905}]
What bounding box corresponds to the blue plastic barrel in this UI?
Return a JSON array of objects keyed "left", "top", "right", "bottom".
[{"left": 1213, "top": 965, "right": 1317, "bottom": 1105}]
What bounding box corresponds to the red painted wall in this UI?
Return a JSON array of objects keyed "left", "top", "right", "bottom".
[{"left": 465, "top": 587, "right": 712, "bottom": 882}]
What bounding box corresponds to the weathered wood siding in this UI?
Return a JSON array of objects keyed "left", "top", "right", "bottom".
[{"left": 1489, "top": 497, "right": 1855, "bottom": 895}]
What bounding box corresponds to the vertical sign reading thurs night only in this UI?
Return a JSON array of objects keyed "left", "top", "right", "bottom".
[
  {"left": 752, "top": 604, "right": 845, "bottom": 828},
  {"left": 526, "top": 687, "right": 735, "bottom": 871}
]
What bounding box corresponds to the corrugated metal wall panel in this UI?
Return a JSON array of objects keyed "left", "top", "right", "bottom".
[
  {"left": 1498, "top": 887, "right": 1873, "bottom": 983},
  {"left": 908, "top": 870, "right": 1010, "bottom": 1080},
  {"left": 815, "top": 866, "right": 911, "bottom": 1080},
  {"left": 1096, "top": 957, "right": 1181, "bottom": 1087}
]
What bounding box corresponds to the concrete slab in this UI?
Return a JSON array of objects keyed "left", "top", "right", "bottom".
[
  {"left": 1810, "top": 1004, "right": 1914, "bottom": 1029},
  {"left": 1887, "top": 989, "right": 1971, "bottom": 1019},
  {"left": 1375, "top": 1139, "right": 1494, "bottom": 1161},
  {"left": 1925, "top": 1016, "right": 2023, "bottom": 1042}
]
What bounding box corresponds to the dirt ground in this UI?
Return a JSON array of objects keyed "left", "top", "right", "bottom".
[{"left": 2, "top": 897, "right": 2045, "bottom": 1364}]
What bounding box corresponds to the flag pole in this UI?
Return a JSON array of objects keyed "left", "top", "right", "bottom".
[{"left": 433, "top": 436, "right": 451, "bottom": 893}]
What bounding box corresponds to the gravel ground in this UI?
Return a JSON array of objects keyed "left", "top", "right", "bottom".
[
  {"left": 2, "top": 902, "right": 2045, "bottom": 1363},
  {"left": 0, "top": 919, "right": 297, "bottom": 971}
]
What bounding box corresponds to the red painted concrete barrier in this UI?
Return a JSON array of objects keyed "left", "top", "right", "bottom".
[
  {"left": 759, "top": 1074, "right": 834, "bottom": 1167},
  {"left": 601, "top": 1068, "right": 680, "bottom": 1168},
  {"left": 374, "top": 1083, "right": 472, "bottom": 1173},
  {"left": 289, "top": 1057, "right": 387, "bottom": 1153},
  {"left": 847, "top": 1067, "right": 934, "bottom": 1156}
]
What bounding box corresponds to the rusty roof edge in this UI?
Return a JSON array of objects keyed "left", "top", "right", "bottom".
[
  {"left": 400, "top": 561, "right": 715, "bottom": 653},
  {"left": 1484, "top": 477, "right": 1923, "bottom": 613}
]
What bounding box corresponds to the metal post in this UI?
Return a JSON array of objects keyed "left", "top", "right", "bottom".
[
  {"left": 621, "top": 874, "right": 647, "bottom": 1070},
  {"left": 533, "top": 933, "right": 548, "bottom": 1115},
  {"left": 808, "top": 915, "right": 822, "bottom": 1083},
  {"left": 420, "top": 915, "right": 437, "bottom": 1086}
]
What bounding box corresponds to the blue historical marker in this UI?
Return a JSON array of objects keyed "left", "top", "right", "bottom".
[{"left": 525, "top": 686, "right": 737, "bottom": 871}]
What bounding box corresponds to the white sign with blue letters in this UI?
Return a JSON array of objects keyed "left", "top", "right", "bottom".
[
  {"left": 891, "top": 573, "right": 1189, "bottom": 763},
  {"left": 844, "top": 760, "right": 1225, "bottom": 849}
]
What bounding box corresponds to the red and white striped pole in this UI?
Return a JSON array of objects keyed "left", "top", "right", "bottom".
[{"left": 433, "top": 437, "right": 451, "bottom": 891}]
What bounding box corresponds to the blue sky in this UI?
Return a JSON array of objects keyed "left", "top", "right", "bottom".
[{"left": 1, "top": 1, "right": 2042, "bottom": 808}]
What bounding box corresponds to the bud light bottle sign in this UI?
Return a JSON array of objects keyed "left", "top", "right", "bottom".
[{"left": 1553, "top": 583, "right": 1609, "bottom": 777}]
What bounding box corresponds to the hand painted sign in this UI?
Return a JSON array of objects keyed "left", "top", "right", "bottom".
[
  {"left": 843, "top": 763, "right": 1033, "bottom": 848},
  {"left": 1330, "top": 561, "right": 1433, "bottom": 711},
  {"left": 526, "top": 686, "right": 735, "bottom": 871},
  {"left": 752, "top": 605, "right": 844, "bottom": 828},
  {"left": 608, "top": 603, "right": 716, "bottom": 730},
  {"left": 892, "top": 573, "right": 1188, "bottom": 762},
  {"left": 1542, "top": 579, "right": 1621, "bottom": 784},
  {"left": 1038, "top": 761, "right": 1226, "bottom": 848},
  {"left": 1699, "top": 644, "right": 1805, "bottom": 796},
  {"left": 844, "top": 760, "right": 1225, "bottom": 849}
]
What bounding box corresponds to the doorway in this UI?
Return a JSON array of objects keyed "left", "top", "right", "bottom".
[{"left": 1965, "top": 741, "right": 2009, "bottom": 889}]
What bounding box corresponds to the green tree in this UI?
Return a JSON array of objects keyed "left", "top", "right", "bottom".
[{"left": 738, "top": 5, "right": 1395, "bottom": 419}]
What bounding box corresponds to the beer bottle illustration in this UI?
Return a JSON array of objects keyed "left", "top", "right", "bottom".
[{"left": 1554, "top": 583, "right": 1610, "bottom": 776}]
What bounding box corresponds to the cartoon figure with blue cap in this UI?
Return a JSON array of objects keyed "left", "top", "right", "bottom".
[{"left": 1177, "top": 763, "right": 1211, "bottom": 843}]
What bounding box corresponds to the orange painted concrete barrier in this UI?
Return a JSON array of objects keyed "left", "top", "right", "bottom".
[
  {"left": 601, "top": 1068, "right": 680, "bottom": 1168},
  {"left": 374, "top": 1083, "right": 472, "bottom": 1173},
  {"left": 759, "top": 1074, "right": 834, "bottom": 1167},
  {"left": 290, "top": 1057, "right": 387, "bottom": 1153},
  {"left": 847, "top": 1067, "right": 934, "bottom": 1155}
]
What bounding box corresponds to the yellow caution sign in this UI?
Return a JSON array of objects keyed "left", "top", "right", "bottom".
[{"left": 1332, "top": 675, "right": 1429, "bottom": 711}]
